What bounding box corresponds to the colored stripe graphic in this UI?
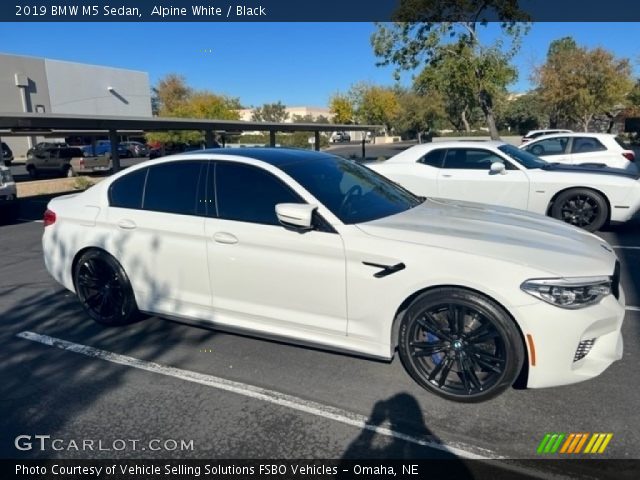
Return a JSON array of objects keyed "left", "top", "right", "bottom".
[{"left": 538, "top": 433, "right": 613, "bottom": 454}]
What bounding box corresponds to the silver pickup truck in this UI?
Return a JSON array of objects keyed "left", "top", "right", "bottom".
[{"left": 26, "top": 147, "right": 111, "bottom": 178}]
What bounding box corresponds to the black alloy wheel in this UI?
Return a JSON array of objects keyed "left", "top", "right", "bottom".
[
  {"left": 398, "top": 288, "right": 524, "bottom": 403},
  {"left": 74, "top": 250, "right": 140, "bottom": 325},
  {"left": 550, "top": 188, "right": 608, "bottom": 232}
]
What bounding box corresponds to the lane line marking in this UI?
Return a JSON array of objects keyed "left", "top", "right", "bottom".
[
  {"left": 612, "top": 246, "right": 640, "bottom": 250},
  {"left": 16, "top": 331, "right": 584, "bottom": 479},
  {"left": 626, "top": 306, "right": 640, "bottom": 312},
  {"left": 15, "top": 331, "right": 492, "bottom": 460}
]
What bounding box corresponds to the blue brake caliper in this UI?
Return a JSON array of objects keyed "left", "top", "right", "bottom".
[{"left": 426, "top": 332, "right": 442, "bottom": 364}]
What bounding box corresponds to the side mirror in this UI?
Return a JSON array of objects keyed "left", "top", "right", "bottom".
[
  {"left": 490, "top": 161, "right": 506, "bottom": 175},
  {"left": 275, "top": 203, "right": 317, "bottom": 232}
]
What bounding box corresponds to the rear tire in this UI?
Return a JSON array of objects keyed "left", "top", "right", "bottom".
[
  {"left": 73, "top": 250, "right": 141, "bottom": 326},
  {"left": 398, "top": 287, "right": 524, "bottom": 403},
  {"left": 550, "top": 188, "right": 608, "bottom": 232}
]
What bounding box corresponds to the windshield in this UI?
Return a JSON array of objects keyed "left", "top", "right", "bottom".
[
  {"left": 498, "top": 144, "right": 548, "bottom": 169},
  {"left": 281, "top": 155, "right": 422, "bottom": 224}
]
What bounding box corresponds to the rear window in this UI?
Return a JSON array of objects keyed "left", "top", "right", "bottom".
[
  {"left": 615, "top": 137, "right": 631, "bottom": 150},
  {"left": 58, "top": 148, "right": 84, "bottom": 158},
  {"left": 109, "top": 168, "right": 148, "bottom": 209}
]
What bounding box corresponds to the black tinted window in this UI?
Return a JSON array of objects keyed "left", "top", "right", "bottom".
[
  {"left": 109, "top": 168, "right": 147, "bottom": 209},
  {"left": 442, "top": 149, "right": 505, "bottom": 170},
  {"left": 281, "top": 155, "right": 421, "bottom": 224},
  {"left": 418, "top": 149, "right": 446, "bottom": 167},
  {"left": 525, "top": 137, "right": 568, "bottom": 156},
  {"left": 571, "top": 137, "right": 606, "bottom": 154},
  {"left": 143, "top": 161, "right": 205, "bottom": 215},
  {"left": 215, "top": 162, "right": 301, "bottom": 225}
]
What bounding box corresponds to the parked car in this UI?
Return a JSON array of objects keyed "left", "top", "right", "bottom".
[
  {"left": 521, "top": 129, "right": 572, "bottom": 144},
  {"left": 1, "top": 142, "right": 14, "bottom": 166},
  {"left": 330, "top": 131, "right": 351, "bottom": 143},
  {"left": 67, "top": 155, "right": 111, "bottom": 177},
  {"left": 26, "top": 142, "right": 69, "bottom": 160},
  {"left": 519, "top": 133, "right": 637, "bottom": 173},
  {"left": 368, "top": 141, "right": 640, "bottom": 232},
  {"left": 120, "top": 141, "right": 149, "bottom": 158},
  {"left": 0, "top": 165, "right": 17, "bottom": 220},
  {"left": 80, "top": 141, "right": 132, "bottom": 159},
  {"left": 42, "top": 148, "right": 625, "bottom": 402},
  {"left": 148, "top": 143, "right": 204, "bottom": 159},
  {"left": 26, "top": 147, "right": 85, "bottom": 178}
]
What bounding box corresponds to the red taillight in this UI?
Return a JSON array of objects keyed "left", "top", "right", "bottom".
[
  {"left": 43, "top": 209, "right": 56, "bottom": 227},
  {"left": 622, "top": 152, "right": 635, "bottom": 162}
]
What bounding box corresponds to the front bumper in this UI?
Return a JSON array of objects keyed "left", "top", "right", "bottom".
[{"left": 512, "top": 287, "right": 625, "bottom": 389}]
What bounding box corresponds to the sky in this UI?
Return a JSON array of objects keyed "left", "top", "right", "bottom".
[{"left": 0, "top": 22, "right": 638, "bottom": 108}]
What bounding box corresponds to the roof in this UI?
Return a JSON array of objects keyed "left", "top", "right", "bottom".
[
  {"left": 0, "top": 113, "right": 379, "bottom": 134},
  {"left": 184, "top": 147, "right": 340, "bottom": 167},
  {"left": 527, "top": 132, "right": 615, "bottom": 140}
]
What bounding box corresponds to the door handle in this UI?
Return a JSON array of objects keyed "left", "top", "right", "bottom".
[
  {"left": 213, "top": 232, "right": 238, "bottom": 244},
  {"left": 117, "top": 219, "right": 137, "bottom": 230},
  {"left": 442, "top": 174, "right": 453, "bottom": 178}
]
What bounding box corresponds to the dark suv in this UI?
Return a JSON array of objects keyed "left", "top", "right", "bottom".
[{"left": 1, "top": 142, "right": 14, "bottom": 166}]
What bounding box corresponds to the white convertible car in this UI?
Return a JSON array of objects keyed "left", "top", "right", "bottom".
[
  {"left": 369, "top": 141, "right": 640, "bottom": 232},
  {"left": 43, "top": 149, "right": 624, "bottom": 402}
]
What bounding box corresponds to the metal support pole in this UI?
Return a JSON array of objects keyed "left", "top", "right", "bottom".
[
  {"left": 205, "top": 130, "right": 215, "bottom": 148},
  {"left": 109, "top": 130, "right": 121, "bottom": 173},
  {"left": 314, "top": 131, "right": 320, "bottom": 151},
  {"left": 361, "top": 136, "right": 366, "bottom": 160},
  {"left": 269, "top": 131, "right": 276, "bottom": 147},
  {"left": 221, "top": 134, "right": 226, "bottom": 148}
]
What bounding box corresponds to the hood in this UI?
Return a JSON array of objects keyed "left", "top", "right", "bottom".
[
  {"left": 357, "top": 198, "right": 617, "bottom": 277},
  {"left": 540, "top": 163, "right": 639, "bottom": 180}
]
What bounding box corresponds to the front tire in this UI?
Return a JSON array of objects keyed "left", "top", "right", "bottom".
[
  {"left": 398, "top": 288, "right": 524, "bottom": 403},
  {"left": 550, "top": 188, "right": 608, "bottom": 232},
  {"left": 73, "top": 250, "right": 141, "bottom": 326}
]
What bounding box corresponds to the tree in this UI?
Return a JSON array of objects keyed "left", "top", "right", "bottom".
[
  {"left": 536, "top": 39, "right": 634, "bottom": 131},
  {"left": 496, "top": 93, "right": 546, "bottom": 134},
  {"left": 291, "top": 114, "right": 331, "bottom": 124},
  {"left": 329, "top": 94, "right": 354, "bottom": 124},
  {"left": 154, "top": 73, "right": 191, "bottom": 115},
  {"left": 413, "top": 42, "right": 514, "bottom": 133},
  {"left": 371, "top": 0, "right": 529, "bottom": 139},
  {"left": 348, "top": 83, "right": 400, "bottom": 133},
  {"left": 251, "top": 101, "right": 289, "bottom": 122},
  {"left": 146, "top": 75, "right": 241, "bottom": 145},
  {"left": 392, "top": 88, "right": 445, "bottom": 140}
]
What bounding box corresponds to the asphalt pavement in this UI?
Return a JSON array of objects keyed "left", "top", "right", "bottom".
[{"left": 0, "top": 193, "right": 639, "bottom": 480}]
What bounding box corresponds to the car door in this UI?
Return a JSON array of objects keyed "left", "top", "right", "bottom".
[
  {"left": 204, "top": 160, "right": 348, "bottom": 336},
  {"left": 106, "top": 160, "right": 211, "bottom": 314},
  {"left": 436, "top": 148, "right": 529, "bottom": 210},
  {"left": 569, "top": 136, "right": 609, "bottom": 166},
  {"left": 524, "top": 136, "right": 571, "bottom": 164}
]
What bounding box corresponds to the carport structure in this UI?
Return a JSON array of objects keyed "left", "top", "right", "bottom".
[{"left": 0, "top": 113, "right": 379, "bottom": 171}]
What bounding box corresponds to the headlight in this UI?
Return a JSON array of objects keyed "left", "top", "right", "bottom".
[{"left": 521, "top": 277, "right": 611, "bottom": 309}]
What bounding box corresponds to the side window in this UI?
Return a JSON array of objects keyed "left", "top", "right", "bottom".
[
  {"left": 417, "top": 149, "right": 446, "bottom": 168},
  {"left": 442, "top": 149, "right": 508, "bottom": 170},
  {"left": 215, "top": 162, "right": 302, "bottom": 225},
  {"left": 143, "top": 161, "right": 205, "bottom": 215},
  {"left": 571, "top": 137, "right": 606, "bottom": 154},
  {"left": 525, "top": 137, "right": 568, "bottom": 156},
  {"left": 109, "top": 168, "right": 147, "bottom": 209}
]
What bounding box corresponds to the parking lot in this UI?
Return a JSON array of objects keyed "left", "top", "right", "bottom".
[{"left": 1, "top": 179, "right": 638, "bottom": 477}]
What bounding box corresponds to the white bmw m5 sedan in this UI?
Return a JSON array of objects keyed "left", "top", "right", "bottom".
[{"left": 42, "top": 148, "right": 625, "bottom": 402}]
